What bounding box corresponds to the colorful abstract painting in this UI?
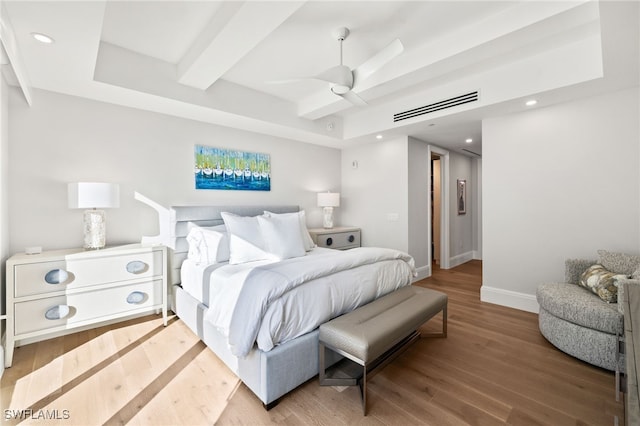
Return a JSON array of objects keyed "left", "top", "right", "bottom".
[{"left": 194, "top": 145, "right": 271, "bottom": 191}]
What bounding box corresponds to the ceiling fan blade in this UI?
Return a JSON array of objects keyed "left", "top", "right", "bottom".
[
  {"left": 266, "top": 78, "right": 311, "bottom": 84},
  {"left": 353, "top": 38, "right": 404, "bottom": 85},
  {"left": 314, "top": 64, "right": 353, "bottom": 86},
  {"left": 338, "top": 90, "right": 368, "bottom": 106}
]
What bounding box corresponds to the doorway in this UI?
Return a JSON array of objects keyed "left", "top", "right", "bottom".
[
  {"left": 431, "top": 153, "right": 442, "bottom": 265},
  {"left": 427, "top": 145, "right": 450, "bottom": 273}
]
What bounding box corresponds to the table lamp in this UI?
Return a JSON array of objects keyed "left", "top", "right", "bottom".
[
  {"left": 317, "top": 192, "right": 340, "bottom": 229},
  {"left": 68, "top": 182, "right": 120, "bottom": 249}
]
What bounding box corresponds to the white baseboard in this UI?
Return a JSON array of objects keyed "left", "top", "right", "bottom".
[
  {"left": 449, "top": 251, "right": 474, "bottom": 268},
  {"left": 480, "top": 286, "right": 539, "bottom": 313},
  {"left": 472, "top": 250, "right": 482, "bottom": 260},
  {"left": 413, "top": 265, "right": 431, "bottom": 282}
]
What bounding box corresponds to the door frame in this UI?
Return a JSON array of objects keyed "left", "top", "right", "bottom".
[{"left": 427, "top": 145, "right": 450, "bottom": 270}]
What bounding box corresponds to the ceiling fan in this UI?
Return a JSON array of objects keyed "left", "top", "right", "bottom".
[{"left": 274, "top": 27, "right": 404, "bottom": 106}]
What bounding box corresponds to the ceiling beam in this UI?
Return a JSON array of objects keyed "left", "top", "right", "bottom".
[
  {"left": 0, "top": 2, "right": 33, "bottom": 105},
  {"left": 177, "top": 1, "right": 305, "bottom": 90}
]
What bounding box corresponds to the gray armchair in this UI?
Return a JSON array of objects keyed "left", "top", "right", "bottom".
[
  {"left": 536, "top": 250, "right": 640, "bottom": 423},
  {"left": 537, "top": 257, "right": 624, "bottom": 371}
]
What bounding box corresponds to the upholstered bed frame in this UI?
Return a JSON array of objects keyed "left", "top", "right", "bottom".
[{"left": 165, "top": 205, "right": 340, "bottom": 408}]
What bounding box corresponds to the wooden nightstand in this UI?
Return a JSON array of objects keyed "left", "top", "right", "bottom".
[
  {"left": 308, "top": 227, "right": 361, "bottom": 250},
  {"left": 4, "top": 243, "right": 168, "bottom": 368}
]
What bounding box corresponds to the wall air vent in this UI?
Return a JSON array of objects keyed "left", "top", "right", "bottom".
[
  {"left": 393, "top": 91, "right": 479, "bottom": 122},
  {"left": 462, "top": 148, "right": 481, "bottom": 157}
]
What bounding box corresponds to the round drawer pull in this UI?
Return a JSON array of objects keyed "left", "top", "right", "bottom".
[
  {"left": 126, "top": 261, "right": 149, "bottom": 274},
  {"left": 45, "top": 305, "right": 71, "bottom": 320},
  {"left": 126, "top": 291, "right": 148, "bottom": 304},
  {"left": 326, "top": 237, "right": 333, "bottom": 246},
  {"left": 348, "top": 235, "right": 355, "bottom": 243},
  {"left": 44, "top": 269, "right": 69, "bottom": 285}
]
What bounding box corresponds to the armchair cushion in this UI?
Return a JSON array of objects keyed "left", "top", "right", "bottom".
[
  {"left": 579, "top": 264, "right": 627, "bottom": 303},
  {"left": 597, "top": 249, "right": 640, "bottom": 276},
  {"left": 537, "top": 282, "right": 623, "bottom": 335},
  {"left": 565, "top": 259, "right": 597, "bottom": 284}
]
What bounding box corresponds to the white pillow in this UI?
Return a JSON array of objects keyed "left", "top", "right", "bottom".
[
  {"left": 257, "top": 214, "right": 306, "bottom": 260},
  {"left": 186, "top": 228, "right": 203, "bottom": 261},
  {"left": 263, "top": 210, "right": 315, "bottom": 251},
  {"left": 186, "top": 223, "right": 230, "bottom": 264},
  {"left": 221, "top": 212, "right": 276, "bottom": 264}
]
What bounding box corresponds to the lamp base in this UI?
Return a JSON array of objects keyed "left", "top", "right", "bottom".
[
  {"left": 83, "top": 209, "right": 106, "bottom": 249},
  {"left": 322, "top": 206, "right": 334, "bottom": 229}
]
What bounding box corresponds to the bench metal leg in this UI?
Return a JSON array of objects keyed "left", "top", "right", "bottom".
[
  {"left": 318, "top": 343, "right": 360, "bottom": 387},
  {"left": 442, "top": 305, "right": 448, "bottom": 337},
  {"left": 422, "top": 305, "right": 447, "bottom": 338},
  {"left": 442, "top": 304, "right": 447, "bottom": 337},
  {"left": 360, "top": 365, "right": 368, "bottom": 415}
]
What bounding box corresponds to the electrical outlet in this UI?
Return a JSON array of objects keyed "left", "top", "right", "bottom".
[{"left": 387, "top": 213, "right": 399, "bottom": 221}]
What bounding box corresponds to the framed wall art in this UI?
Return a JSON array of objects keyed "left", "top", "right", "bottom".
[
  {"left": 194, "top": 145, "right": 271, "bottom": 191},
  {"left": 457, "top": 179, "right": 466, "bottom": 215}
]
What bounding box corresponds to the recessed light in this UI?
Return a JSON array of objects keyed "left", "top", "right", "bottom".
[
  {"left": 31, "top": 32, "right": 54, "bottom": 44},
  {"left": 465, "top": 138, "right": 473, "bottom": 143},
  {"left": 525, "top": 99, "right": 537, "bottom": 106},
  {"left": 376, "top": 135, "right": 383, "bottom": 140}
]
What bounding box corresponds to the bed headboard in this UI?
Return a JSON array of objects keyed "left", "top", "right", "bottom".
[{"left": 167, "top": 205, "right": 300, "bottom": 286}]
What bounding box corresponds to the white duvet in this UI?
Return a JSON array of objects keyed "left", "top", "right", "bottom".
[{"left": 202, "top": 247, "right": 416, "bottom": 357}]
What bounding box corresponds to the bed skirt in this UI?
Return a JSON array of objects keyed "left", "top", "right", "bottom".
[{"left": 173, "top": 284, "right": 341, "bottom": 406}]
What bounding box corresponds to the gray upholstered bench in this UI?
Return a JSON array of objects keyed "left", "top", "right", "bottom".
[{"left": 318, "top": 285, "right": 448, "bottom": 415}]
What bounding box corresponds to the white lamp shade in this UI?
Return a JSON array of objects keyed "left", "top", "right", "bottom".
[
  {"left": 317, "top": 192, "right": 340, "bottom": 207},
  {"left": 68, "top": 182, "right": 120, "bottom": 209}
]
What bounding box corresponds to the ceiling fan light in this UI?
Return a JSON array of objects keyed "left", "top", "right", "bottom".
[
  {"left": 331, "top": 85, "right": 350, "bottom": 95},
  {"left": 31, "top": 32, "right": 54, "bottom": 44}
]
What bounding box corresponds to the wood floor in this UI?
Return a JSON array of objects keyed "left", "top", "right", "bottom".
[{"left": 1, "top": 260, "right": 624, "bottom": 425}]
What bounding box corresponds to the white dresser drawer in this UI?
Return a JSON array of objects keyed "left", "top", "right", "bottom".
[
  {"left": 14, "top": 279, "right": 163, "bottom": 336},
  {"left": 14, "top": 249, "right": 163, "bottom": 297},
  {"left": 4, "top": 244, "right": 168, "bottom": 369}
]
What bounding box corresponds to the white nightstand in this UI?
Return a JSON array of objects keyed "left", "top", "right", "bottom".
[
  {"left": 308, "top": 227, "right": 361, "bottom": 250},
  {"left": 4, "top": 243, "right": 168, "bottom": 368}
]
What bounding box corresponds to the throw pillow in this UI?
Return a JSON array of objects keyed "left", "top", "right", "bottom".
[
  {"left": 257, "top": 214, "right": 306, "bottom": 260},
  {"left": 264, "top": 210, "right": 315, "bottom": 251},
  {"left": 579, "top": 264, "right": 628, "bottom": 303},
  {"left": 186, "top": 223, "right": 230, "bottom": 264},
  {"left": 597, "top": 250, "right": 640, "bottom": 276},
  {"left": 221, "top": 212, "right": 276, "bottom": 264}
]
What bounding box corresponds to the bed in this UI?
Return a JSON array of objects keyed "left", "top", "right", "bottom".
[{"left": 164, "top": 204, "right": 415, "bottom": 408}]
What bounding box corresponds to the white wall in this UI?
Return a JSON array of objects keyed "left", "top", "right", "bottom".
[
  {"left": 482, "top": 87, "right": 640, "bottom": 312},
  {"left": 449, "top": 150, "right": 474, "bottom": 266},
  {"left": 408, "top": 138, "right": 430, "bottom": 278},
  {"left": 471, "top": 158, "right": 483, "bottom": 260},
  {"left": 7, "top": 88, "right": 341, "bottom": 253},
  {"left": 341, "top": 136, "right": 409, "bottom": 252},
  {"left": 341, "top": 136, "right": 476, "bottom": 278}
]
